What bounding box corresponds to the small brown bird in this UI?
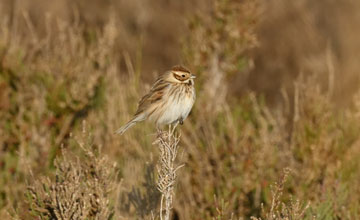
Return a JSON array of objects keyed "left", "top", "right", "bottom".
[{"left": 115, "top": 65, "right": 196, "bottom": 135}]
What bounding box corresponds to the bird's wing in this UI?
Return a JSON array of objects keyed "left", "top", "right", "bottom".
[{"left": 134, "top": 79, "right": 170, "bottom": 116}]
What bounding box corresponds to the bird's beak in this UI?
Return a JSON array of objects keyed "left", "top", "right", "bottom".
[{"left": 191, "top": 74, "right": 196, "bottom": 79}]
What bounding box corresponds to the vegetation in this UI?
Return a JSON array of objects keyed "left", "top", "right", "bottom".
[{"left": 0, "top": 0, "right": 360, "bottom": 219}]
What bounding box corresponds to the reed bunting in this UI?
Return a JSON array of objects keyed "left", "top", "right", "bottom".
[{"left": 115, "top": 65, "right": 196, "bottom": 135}]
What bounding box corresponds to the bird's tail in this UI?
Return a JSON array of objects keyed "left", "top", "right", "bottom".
[{"left": 115, "top": 115, "right": 144, "bottom": 135}]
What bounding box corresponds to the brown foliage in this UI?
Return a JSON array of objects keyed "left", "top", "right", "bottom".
[
  {"left": 1, "top": 0, "right": 360, "bottom": 219},
  {"left": 26, "top": 127, "right": 118, "bottom": 219}
]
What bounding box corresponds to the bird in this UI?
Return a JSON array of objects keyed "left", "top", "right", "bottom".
[{"left": 115, "top": 65, "right": 196, "bottom": 135}]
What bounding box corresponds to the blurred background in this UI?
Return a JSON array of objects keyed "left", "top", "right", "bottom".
[
  {"left": 2, "top": 0, "right": 359, "bottom": 104},
  {"left": 1, "top": 0, "right": 360, "bottom": 219}
]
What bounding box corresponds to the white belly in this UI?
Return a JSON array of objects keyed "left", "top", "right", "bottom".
[{"left": 155, "top": 91, "right": 195, "bottom": 126}]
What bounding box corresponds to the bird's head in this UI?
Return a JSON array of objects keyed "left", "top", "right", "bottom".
[{"left": 167, "top": 65, "right": 196, "bottom": 84}]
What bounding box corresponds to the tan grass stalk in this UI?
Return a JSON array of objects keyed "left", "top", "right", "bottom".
[
  {"left": 251, "top": 168, "right": 311, "bottom": 220},
  {"left": 154, "top": 127, "right": 184, "bottom": 220}
]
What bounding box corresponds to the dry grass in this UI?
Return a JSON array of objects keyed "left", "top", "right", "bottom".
[
  {"left": 26, "top": 123, "right": 119, "bottom": 219},
  {"left": 154, "top": 129, "right": 183, "bottom": 220},
  {"left": 251, "top": 168, "right": 311, "bottom": 220},
  {"left": 1, "top": 0, "right": 360, "bottom": 219}
]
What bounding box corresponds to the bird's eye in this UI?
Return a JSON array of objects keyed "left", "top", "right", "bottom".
[{"left": 182, "top": 74, "right": 185, "bottom": 77}]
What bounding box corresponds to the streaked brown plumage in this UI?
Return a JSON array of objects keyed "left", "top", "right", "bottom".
[{"left": 115, "top": 65, "right": 196, "bottom": 135}]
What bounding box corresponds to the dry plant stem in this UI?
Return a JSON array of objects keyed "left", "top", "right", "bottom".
[
  {"left": 251, "top": 168, "right": 311, "bottom": 220},
  {"left": 155, "top": 125, "right": 183, "bottom": 220}
]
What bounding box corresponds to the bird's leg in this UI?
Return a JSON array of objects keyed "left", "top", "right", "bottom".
[{"left": 179, "top": 117, "right": 184, "bottom": 125}]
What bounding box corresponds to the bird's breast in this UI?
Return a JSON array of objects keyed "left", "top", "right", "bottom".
[{"left": 154, "top": 84, "right": 195, "bottom": 125}]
